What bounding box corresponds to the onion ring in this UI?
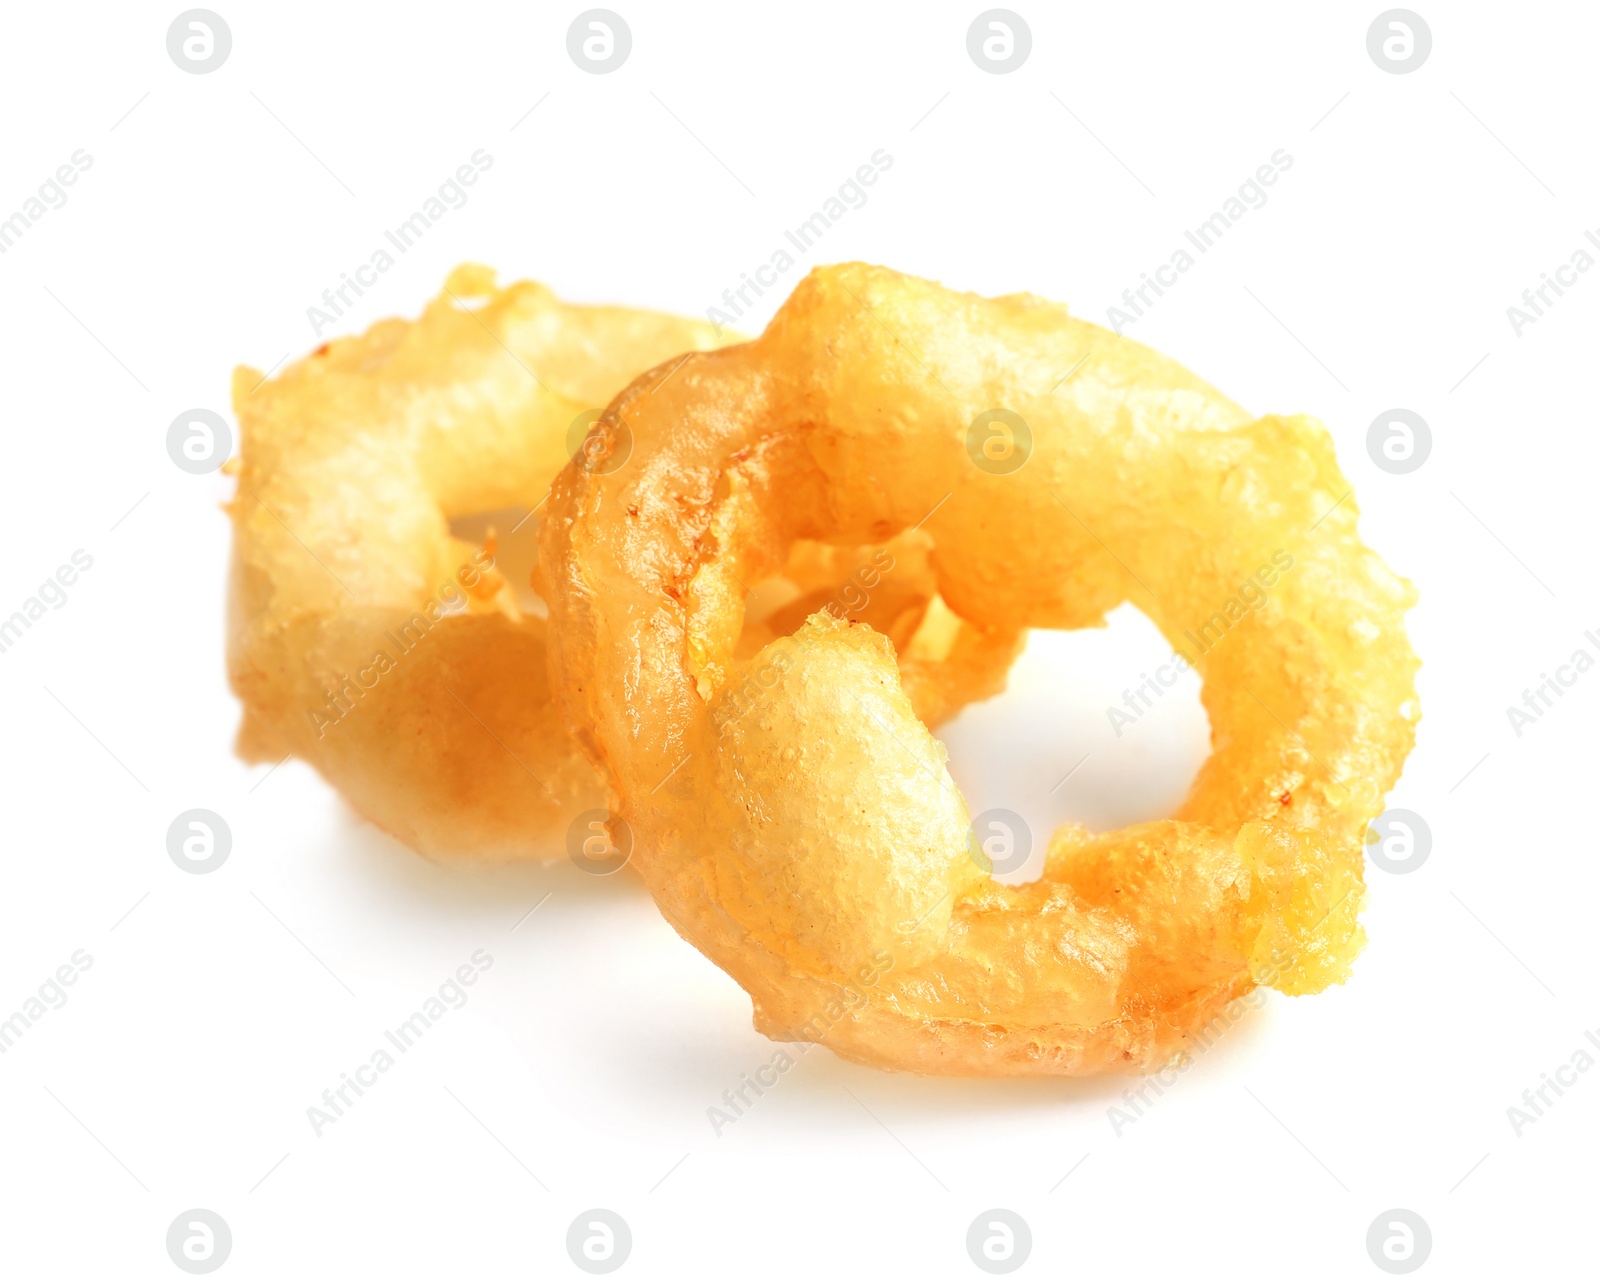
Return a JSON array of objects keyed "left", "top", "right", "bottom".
[
  {"left": 542, "top": 263, "right": 1420, "bottom": 1073},
  {"left": 227, "top": 265, "right": 1010, "bottom": 862},
  {"left": 226, "top": 264, "right": 738, "bottom": 860}
]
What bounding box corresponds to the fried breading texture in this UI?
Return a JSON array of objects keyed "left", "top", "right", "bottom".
[{"left": 542, "top": 262, "right": 1418, "bottom": 1071}]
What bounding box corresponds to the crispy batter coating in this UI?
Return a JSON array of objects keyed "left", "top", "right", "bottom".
[
  {"left": 226, "top": 265, "right": 736, "bottom": 860},
  {"left": 227, "top": 265, "right": 1003, "bottom": 862},
  {"left": 542, "top": 263, "right": 1420, "bottom": 1072}
]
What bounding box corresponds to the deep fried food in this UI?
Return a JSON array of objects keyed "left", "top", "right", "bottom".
[
  {"left": 541, "top": 262, "right": 1419, "bottom": 1072},
  {"left": 227, "top": 265, "right": 1007, "bottom": 862},
  {"left": 227, "top": 264, "right": 735, "bottom": 861}
]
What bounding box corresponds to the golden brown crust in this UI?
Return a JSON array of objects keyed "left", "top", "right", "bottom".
[
  {"left": 226, "top": 265, "right": 1006, "bottom": 863},
  {"left": 227, "top": 265, "right": 731, "bottom": 862},
  {"left": 542, "top": 262, "right": 1420, "bottom": 1073}
]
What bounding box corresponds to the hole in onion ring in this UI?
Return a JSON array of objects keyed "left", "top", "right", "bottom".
[
  {"left": 940, "top": 604, "right": 1211, "bottom": 885},
  {"left": 449, "top": 506, "right": 547, "bottom": 615},
  {"left": 735, "top": 542, "right": 1210, "bottom": 887}
]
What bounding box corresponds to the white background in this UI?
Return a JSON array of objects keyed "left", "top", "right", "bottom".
[{"left": 1, "top": 1, "right": 1595, "bottom": 1280}]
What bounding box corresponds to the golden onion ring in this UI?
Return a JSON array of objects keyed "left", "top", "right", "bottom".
[
  {"left": 227, "top": 265, "right": 1012, "bottom": 862},
  {"left": 541, "top": 262, "right": 1420, "bottom": 1072}
]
